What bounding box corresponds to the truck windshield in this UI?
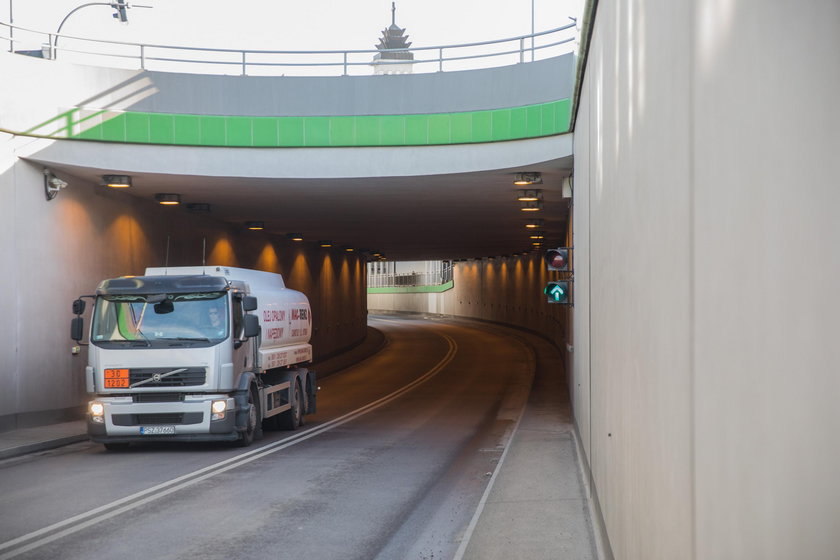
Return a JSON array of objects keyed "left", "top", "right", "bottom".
[{"left": 91, "top": 292, "right": 228, "bottom": 348}]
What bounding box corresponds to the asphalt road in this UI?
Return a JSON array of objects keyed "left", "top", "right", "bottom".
[{"left": 0, "top": 315, "right": 535, "bottom": 560}]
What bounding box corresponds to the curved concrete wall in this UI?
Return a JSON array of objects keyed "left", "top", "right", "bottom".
[
  {"left": 573, "top": 1, "right": 840, "bottom": 559},
  {"left": 368, "top": 256, "right": 570, "bottom": 346},
  {"left": 111, "top": 56, "right": 574, "bottom": 117},
  {"left": 1, "top": 53, "right": 574, "bottom": 148}
]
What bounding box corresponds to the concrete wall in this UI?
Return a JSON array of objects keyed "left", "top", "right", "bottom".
[
  {"left": 0, "top": 147, "right": 367, "bottom": 431},
  {"left": 117, "top": 55, "right": 575, "bottom": 116},
  {"left": 573, "top": 1, "right": 840, "bottom": 558},
  {"left": 0, "top": 52, "right": 572, "bottom": 129},
  {"left": 368, "top": 254, "right": 571, "bottom": 351}
]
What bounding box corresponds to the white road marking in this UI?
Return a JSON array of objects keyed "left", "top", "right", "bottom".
[{"left": 0, "top": 333, "right": 457, "bottom": 560}]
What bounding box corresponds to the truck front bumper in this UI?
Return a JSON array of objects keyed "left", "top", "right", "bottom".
[{"left": 87, "top": 395, "right": 239, "bottom": 443}]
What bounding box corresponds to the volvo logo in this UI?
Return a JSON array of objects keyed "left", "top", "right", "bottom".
[{"left": 130, "top": 368, "right": 187, "bottom": 388}]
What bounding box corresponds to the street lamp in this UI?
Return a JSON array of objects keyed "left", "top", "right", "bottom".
[{"left": 49, "top": 0, "right": 150, "bottom": 59}]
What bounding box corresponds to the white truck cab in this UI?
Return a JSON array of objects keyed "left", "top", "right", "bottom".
[{"left": 71, "top": 266, "right": 316, "bottom": 450}]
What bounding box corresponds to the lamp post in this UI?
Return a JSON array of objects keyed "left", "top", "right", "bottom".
[
  {"left": 531, "top": 0, "right": 535, "bottom": 61},
  {"left": 49, "top": 0, "right": 150, "bottom": 59}
]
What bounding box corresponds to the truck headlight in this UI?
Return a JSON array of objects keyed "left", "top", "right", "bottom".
[
  {"left": 89, "top": 401, "right": 105, "bottom": 423},
  {"left": 211, "top": 400, "right": 227, "bottom": 421}
]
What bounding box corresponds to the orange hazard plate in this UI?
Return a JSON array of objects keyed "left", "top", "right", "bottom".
[{"left": 104, "top": 368, "right": 129, "bottom": 388}]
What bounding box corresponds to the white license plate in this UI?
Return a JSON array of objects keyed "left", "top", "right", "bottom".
[{"left": 140, "top": 425, "right": 175, "bottom": 435}]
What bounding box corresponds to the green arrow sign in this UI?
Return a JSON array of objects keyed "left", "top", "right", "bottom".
[{"left": 549, "top": 283, "right": 565, "bottom": 301}]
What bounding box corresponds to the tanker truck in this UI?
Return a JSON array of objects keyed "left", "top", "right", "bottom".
[{"left": 70, "top": 266, "right": 316, "bottom": 450}]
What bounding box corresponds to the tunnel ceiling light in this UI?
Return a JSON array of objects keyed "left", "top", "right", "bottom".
[
  {"left": 155, "top": 193, "right": 181, "bottom": 205},
  {"left": 245, "top": 221, "right": 264, "bottom": 231},
  {"left": 186, "top": 203, "right": 211, "bottom": 213},
  {"left": 525, "top": 218, "right": 544, "bottom": 228},
  {"left": 513, "top": 172, "right": 542, "bottom": 186},
  {"left": 102, "top": 174, "right": 132, "bottom": 188},
  {"left": 529, "top": 231, "right": 546, "bottom": 240},
  {"left": 342, "top": 246, "right": 355, "bottom": 252},
  {"left": 516, "top": 189, "right": 543, "bottom": 202},
  {"left": 520, "top": 200, "right": 543, "bottom": 212},
  {"left": 286, "top": 233, "right": 304, "bottom": 242},
  {"left": 319, "top": 240, "right": 333, "bottom": 248}
]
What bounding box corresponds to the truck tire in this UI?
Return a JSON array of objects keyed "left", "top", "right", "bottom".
[
  {"left": 237, "top": 386, "right": 262, "bottom": 447},
  {"left": 278, "top": 379, "right": 303, "bottom": 430}
]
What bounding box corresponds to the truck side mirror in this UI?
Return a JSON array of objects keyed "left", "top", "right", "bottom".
[
  {"left": 242, "top": 296, "right": 258, "bottom": 312},
  {"left": 71, "top": 317, "right": 84, "bottom": 342},
  {"left": 72, "top": 299, "right": 86, "bottom": 315},
  {"left": 243, "top": 314, "right": 260, "bottom": 338}
]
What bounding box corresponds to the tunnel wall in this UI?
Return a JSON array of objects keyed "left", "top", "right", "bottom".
[
  {"left": 368, "top": 255, "right": 571, "bottom": 346},
  {"left": 572, "top": 1, "right": 840, "bottom": 559},
  {"left": 0, "top": 149, "right": 367, "bottom": 431}
]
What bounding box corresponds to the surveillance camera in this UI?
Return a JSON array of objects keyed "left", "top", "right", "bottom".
[
  {"left": 49, "top": 176, "right": 68, "bottom": 190},
  {"left": 43, "top": 169, "right": 68, "bottom": 200}
]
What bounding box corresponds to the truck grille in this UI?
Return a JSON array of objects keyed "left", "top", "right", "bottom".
[
  {"left": 112, "top": 412, "right": 203, "bottom": 426},
  {"left": 129, "top": 367, "right": 206, "bottom": 387}
]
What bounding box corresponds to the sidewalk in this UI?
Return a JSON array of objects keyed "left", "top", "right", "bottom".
[
  {"left": 455, "top": 326, "right": 604, "bottom": 560},
  {"left": 457, "top": 329, "right": 600, "bottom": 559},
  {"left": 0, "top": 326, "right": 387, "bottom": 461}
]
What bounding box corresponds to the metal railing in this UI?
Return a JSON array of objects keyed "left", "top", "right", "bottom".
[
  {"left": 368, "top": 262, "right": 454, "bottom": 288},
  {"left": 1, "top": 21, "right": 576, "bottom": 76}
]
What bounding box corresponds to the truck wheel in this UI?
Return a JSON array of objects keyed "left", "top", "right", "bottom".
[
  {"left": 279, "top": 379, "right": 303, "bottom": 430},
  {"left": 103, "top": 442, "right": 129, "bottom": 451},
  {"left": 237, "top": 386, "right": 262, "bottom": 447}
]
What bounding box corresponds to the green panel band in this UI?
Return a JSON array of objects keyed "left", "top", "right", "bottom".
[
  {"left": 367, "top": 281, "right": 454, "bottom": 294},
  {"left": 23, "top": 100, "right": 570, "bottom": 147}
]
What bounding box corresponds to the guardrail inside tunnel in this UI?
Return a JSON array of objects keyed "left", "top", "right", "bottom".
[
  {"left": 368, "top": 260, "right": 453, "bottom": 291},
  {"left": 1, "top": 21, "right": 577, "bottom": 76}
]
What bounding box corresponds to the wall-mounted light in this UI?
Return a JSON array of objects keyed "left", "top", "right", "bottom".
[
  {"left": 43, "top": 169, "right": 67, "bottom": 201},
  {"left": 520, "top": 200, "right": 543, "bottom": 212},
  {"left": 155, "top": 193, "right": 181, "bottom": 205},
  {"left": 319, "top": 240, "right": 333, "bottom": 248},
  {"left": 517, "top": 189, "right": 543, "bottom": 202},
  {"left": 186, "top": 203, "right": 211, "bottom": 213},
  {"left": 101, "top": 174, "right": 131, "bottom": 188},
  {"left": 286, "top": 233, "right": 304, "bottom": 242},
  {"left": 524, "top": 218, "right": 544, "bottom": 229},
  {"left": 513, "top": 172, "right": 542, "bottom": 185},
  {"left": 245, "top": 221, "right": 264, "bottom": 231}
]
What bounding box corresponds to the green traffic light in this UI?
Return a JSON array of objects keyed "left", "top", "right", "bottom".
[{"left": 545, "top": 282, "right": 569, "bottom": 304}]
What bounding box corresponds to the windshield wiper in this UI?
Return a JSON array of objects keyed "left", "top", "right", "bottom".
[{"left": 157, "top": 336, "right": 211, "bottom": 342}]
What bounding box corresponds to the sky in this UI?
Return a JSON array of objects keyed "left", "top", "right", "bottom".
[{"left": 7, "top": 0, "right": 583, "bottom": 52}]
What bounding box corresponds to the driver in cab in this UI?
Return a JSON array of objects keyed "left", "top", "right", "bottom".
[{"left": 203, "top": 303, "right": 226, "bottom": 339}]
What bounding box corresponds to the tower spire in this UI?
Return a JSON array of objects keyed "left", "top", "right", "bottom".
[{"left": 372, "top": 2, "right": 415, "bottom": 74}]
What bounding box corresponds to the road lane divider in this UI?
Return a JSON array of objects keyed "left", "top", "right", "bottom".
[{"left": 0, "top": 333, "right": 457, "bottom": 560}]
